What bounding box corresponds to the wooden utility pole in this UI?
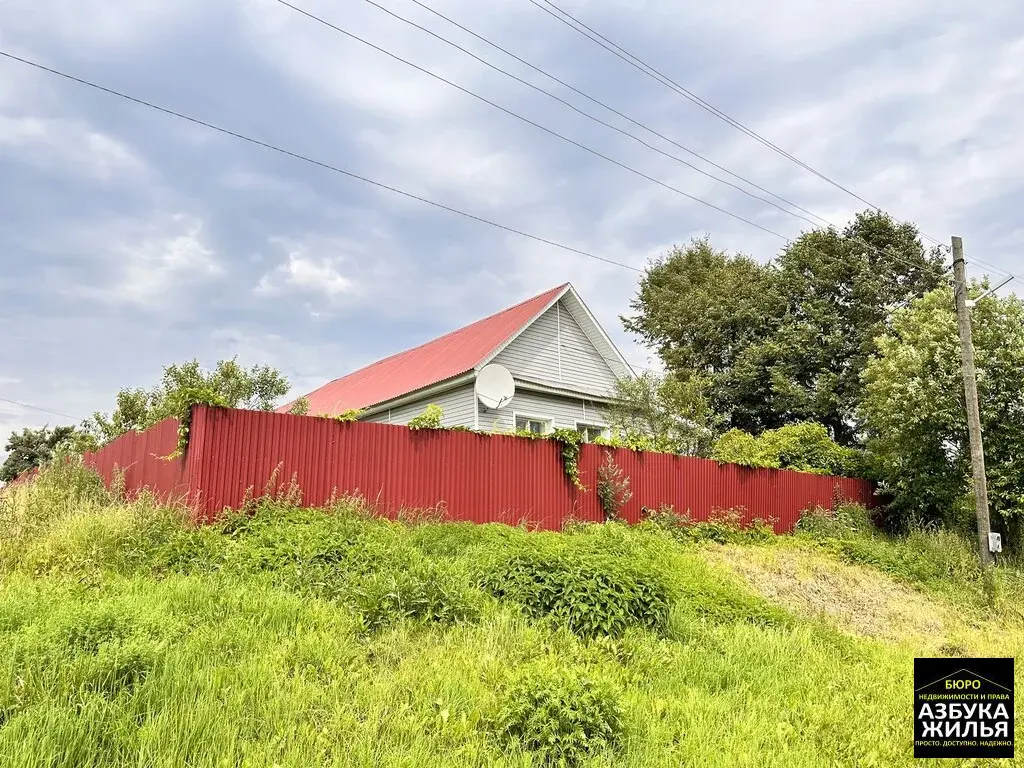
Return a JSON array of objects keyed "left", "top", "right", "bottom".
[{"left": 951, "top": 236, "right": 994, "bottom": 568}]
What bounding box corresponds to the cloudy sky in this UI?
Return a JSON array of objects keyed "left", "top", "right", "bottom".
[{"left": 1, "top": 0, "right": 1022, "bottom": 450}]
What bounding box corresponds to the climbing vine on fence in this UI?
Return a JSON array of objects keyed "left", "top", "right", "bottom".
[
  {"left": 165, "top": 386, "right": 229, "bottom": 458},
  {"left": 550, "top": 428, "right": 585, "bottom": 490}
]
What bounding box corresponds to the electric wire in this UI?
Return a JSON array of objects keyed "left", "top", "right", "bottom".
[
  {"left": 0, "top": 49, "right": 641, "bottom": 273},
  {"left": 373, "top": 0, "right": 826, "bottom": 229},
  {"left": 275, "top": 0, "right": 951, "bottom": 279},
  {"left": 528, "top": 0, "right": 953, "bottom": 249},
  {"left": 415, "top": 0, "right": 963, "bottom": 281},
  {"left": 0, "top": 397, "right": 84, "bottom": 422},
  {"left": 1, "top": 43, "right": 1010, "bottom": 288},
  {"left": 272, "top": 0, "right": 790, "bottom": 241},
  {"left": 528, "top": 0, "right": 887, "bottom": 211}
]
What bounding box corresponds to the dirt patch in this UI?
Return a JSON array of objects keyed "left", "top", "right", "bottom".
[{"left": 704, "top": 544, "right": 955, "bottom": 644}]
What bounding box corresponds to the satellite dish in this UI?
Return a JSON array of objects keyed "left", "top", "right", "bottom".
[{"left": 476, "top": 363, "right": 515, "bottom": 409}]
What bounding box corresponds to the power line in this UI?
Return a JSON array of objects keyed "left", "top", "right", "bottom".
[
  {"left": 0, "top": 47, "right": 956, "bottom": 289},
  {"left": 0, "top": 49, "right": 641, "bottom": 273},
  {"left": 370, "top": 0, "right": 826, "bottom": 230},
  {"left": 272, "top": 0, "right": 790, "bottom": 241},
  {"left": 297, "top": 2, "right": 954, "bottom": 285},
  {"left": 529, "top": 0, "right": 953, "bottom": 248},
  {"left": 970, "top": 256, "right": 1019, "bottom": 280},
  {"left": 388, "top": 0, "right": 954, "bottom": 283},
  {"left": 0, "top": 397, "right": 83, "bottom": 422},
  {"left": 406, "top": 0, "right": 825, "bottom": 226},
  {"left": 928, "top": 242, "right": 1022, "bottom": 287},
  {"left": 528, "top": 0, "right": 884, "bottom": 209}
]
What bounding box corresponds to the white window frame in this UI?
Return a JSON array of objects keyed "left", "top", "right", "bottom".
[
  {"left": 514, "top": 412, "right": 553, "bottom": 435},
  {"left": 575, "top": 421, "right": 610, "bottom": 442}
]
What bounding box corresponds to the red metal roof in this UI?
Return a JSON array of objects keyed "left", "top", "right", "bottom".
[{"left": 283, "top": 283, "right": 569, "bottom": 415}]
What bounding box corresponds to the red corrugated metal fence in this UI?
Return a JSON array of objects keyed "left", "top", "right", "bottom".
[
  {"left": 79, "top": 407, "right": 875, "bottom": 532},
  {"left": 82, "top": 417, "right": 191, "bottom": 503}
]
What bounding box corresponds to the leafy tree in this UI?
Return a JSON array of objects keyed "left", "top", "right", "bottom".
[
  {"left": 767, "top": 213, "right": 945, "bottom": 444},
  {"left": 860, "top": 284, "right": 1024, "bottom": 542},
  {"left": 623, "top": 238, "right": 782, "bottom": 434},
  {"left": 603, "top": 371, "right": 721, "bottom": 456},
  {"left": 0, "top": 425, "right": 98, "bottom": 482},
  {"left": 85, "top": 358, "right": 290, "bottom": 444},
  {"left": 624, "top": 212, "right": 946, "bottom": 445},
  {"left": 623, "top": 237, "right": 780, "bottom": 378}
]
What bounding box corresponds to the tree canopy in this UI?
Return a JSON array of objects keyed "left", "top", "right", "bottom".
[
  {"left": 84, "top": 358, "right": 290, "bottom": 445},
  {"left": 624, "top": 211, "right": 946, "bottom": 445},
  {"left": 603, "top": 371, "right": 721, "bottom": 456},
  {"left": 0, "top": 425, "right": 96, "bottom": 482},
  {"left": 860, "top": 284, "right": 1024, "bottom": 539}
]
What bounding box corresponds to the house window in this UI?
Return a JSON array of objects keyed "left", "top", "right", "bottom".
[
  {"left": 576, "top": 423, "right": 608, "bottom": 442},
  {"left": 515, "top": 415, "right": 551, "bottom": 434}
]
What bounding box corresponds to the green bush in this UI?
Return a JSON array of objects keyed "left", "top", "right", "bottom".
[
  {"left": 480, "top": 550, "right": 670, "bottom": 638},
  {"left": 795, "top": 502, "right": 874, "bottom": 540},
  {"left": 712, "top": 422, "right": 866, "bottom": 476},
  {"left": 640, "top": 505, "right": 775, "bottom": 545},
  {"left": 711, "top": 429, "right": 774, "bottom": 468},
  {"left": 491, "top": 665, "right": 624, "bottom": 765},
  {"left": 350, "top": 561, "right": 482, "bottom": 630},
  {"left": 287, "top": 397, "right": 310, "bottom": 415}
]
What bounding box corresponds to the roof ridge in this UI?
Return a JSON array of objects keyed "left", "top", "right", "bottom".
[{"left": 319, "top": 283, "right": 570, "bottom": 386}]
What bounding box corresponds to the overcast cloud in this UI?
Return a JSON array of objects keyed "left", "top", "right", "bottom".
[{"left": 1, "top": 0, "right": 1022, "bottom": 454}]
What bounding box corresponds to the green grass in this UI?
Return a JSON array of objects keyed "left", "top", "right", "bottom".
[{"left": 0, "top": 460, "right": 1022, "bottom": 766}]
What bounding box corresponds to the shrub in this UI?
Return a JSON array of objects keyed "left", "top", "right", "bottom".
[
  {"left": 593, "top": 431, "right": 685, "bottom": 455},
  {"left": 287, "top": 397, "right": 310, "bottom": 415},
  {"left": 712, "top": 422, "right": 866, "bottom": 476},
  {"left": 491, "top": 666, "right": 624, "bottom": 765},
  {"left": 795, "top": 502, "right": 874, "bottom": 540},
  {"left": 332, "top": 409, "right": 362, "bottom": 423},
  {"left": 689, "top": 507, "right": 746, "bottom": 544},
  {"left": 596, "top": 452, "right": 632, "bottom": 521},
  {"left": 351, "top": 561, "right": 482, "bottom": 630},
  {"left": 640, "top": 505, "right": 775, "bottom": 544},
  {"left": 711, "top": 429, "right": 775, "bottom": 469},
  {"left": 165, "top": 384, "right": 230, "bottom": 457},
  {"left": 481, "top": 550, "right": 670, "bottom": 637},
  {"left": 408, "top": 405, "right": 444, "bottom": 430},
  {"left": 639, "top": 504, "right": 689, "bottom": 532}
]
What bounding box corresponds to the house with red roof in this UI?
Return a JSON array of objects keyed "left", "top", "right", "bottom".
[{"left": 280, "top": 283, "right": 633, "bottom": 438}]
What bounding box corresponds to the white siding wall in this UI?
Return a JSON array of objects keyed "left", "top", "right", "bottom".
[
  {"left": 479, "top": 389, "right": 608, "bottom": 433},
  {"left": 363, "top": 383, "right": 477, "bottom": 428},
  {"left": 493, "top": 300, "right": 618, "bottom": 395}
]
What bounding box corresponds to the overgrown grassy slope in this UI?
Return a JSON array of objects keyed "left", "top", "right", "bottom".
[{"left": 0, "top": 460, "right": 1021, "bottom": 767}]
